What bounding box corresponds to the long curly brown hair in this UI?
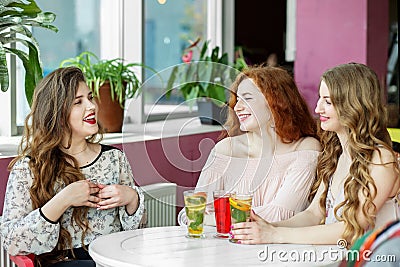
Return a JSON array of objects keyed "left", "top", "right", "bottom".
[
  {"left": 221, "top": 65, "right": 318, "bottom": 142},
  {"left": 8, "top": 67, "right": 103, "bottom": 266},
  {"left": 309, "top": 63, "right": 399, "bottom": 245}
]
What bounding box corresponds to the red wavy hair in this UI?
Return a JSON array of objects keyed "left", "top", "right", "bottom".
[{"left": 222, "top": 66, "right": 318, "bottom": 142}]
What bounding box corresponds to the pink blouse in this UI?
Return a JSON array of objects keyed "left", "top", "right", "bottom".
[{"left": 195, "top": 149, "right": 320, "bottom": 222}]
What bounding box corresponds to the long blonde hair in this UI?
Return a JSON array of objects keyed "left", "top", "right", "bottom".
[
  {"left": 9, "top": 67, "right": 103, "bottom": 266},
  {"left": 309, "top": 63, "right": 399, "bottom": 245}
]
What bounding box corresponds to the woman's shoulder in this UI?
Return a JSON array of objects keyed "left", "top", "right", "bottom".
[
  {"left": 371, "top": 145, "right": 397, "bottom": 165},
  {"left": 10, "top": 156, "right": 31, "bottom": 169},
  {"left": 214, "top": 136, "right": 233, "bottom": 155},
  {"left": 294, "top": 136, "right": 321, "bottom": 152},
  {"left": 214, "top": 135, "right": 246, "bottom": 157}
]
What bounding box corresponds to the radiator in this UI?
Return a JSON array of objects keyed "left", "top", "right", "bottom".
[
  {"left": 0, "top": 183, "right": 177, "bottom": 265},
  {"left": 141, "top": 183, "right": 177, "bottom": 228}
]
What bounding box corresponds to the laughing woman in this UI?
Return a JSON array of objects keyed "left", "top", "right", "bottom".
[
  {"left": 232, "top": 63, "right": 400, "bottom": 246},
  {"left": 1, "top": 67, "right": 144, "bottom": 267},
  {"left": 192, "top": 66, "right": 321, "bottom": 222}
]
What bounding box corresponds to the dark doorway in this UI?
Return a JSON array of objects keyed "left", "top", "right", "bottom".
[{"left": 235, "top": 0, "right": 287, "bottom": 66}]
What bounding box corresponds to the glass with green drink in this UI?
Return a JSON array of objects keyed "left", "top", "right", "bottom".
[
  {"left": 183, "top": 190, "right": 207, "bottom": 238},
  {"left": 229, "top": 193, "right": 253, "bottom": 243}
]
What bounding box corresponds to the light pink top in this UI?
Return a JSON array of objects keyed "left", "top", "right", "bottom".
[{"left": 195, "top": 149, "right": 320, "bottom": 222}]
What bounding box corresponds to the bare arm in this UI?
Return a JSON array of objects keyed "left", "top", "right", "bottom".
[{"left": 232, "top": 210, "right": 345, "bottom": 245}]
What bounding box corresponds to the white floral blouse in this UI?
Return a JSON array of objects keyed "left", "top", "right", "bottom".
[{"left": 1, "top": 144, "right": 144, "bottom": 256}]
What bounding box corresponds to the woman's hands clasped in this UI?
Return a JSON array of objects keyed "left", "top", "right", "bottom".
[
  {"left": 96, "top": 183, "right": 139, "bottom": 213},
  {"left": 64, "top": 180, "right": 101, "bottom": 208},
  {"left": 63, "top": 180, "right": 139, "bottom": 213}
]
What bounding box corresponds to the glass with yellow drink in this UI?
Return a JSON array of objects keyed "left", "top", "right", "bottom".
[
  {"left": 183, "top": 190, "right": 207, "bottom": 238},
  {"left": 229, "top": 193, "right": 253, "bottom": 243}
]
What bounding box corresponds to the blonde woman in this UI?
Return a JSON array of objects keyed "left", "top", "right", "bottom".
[
  {"left": 1, "top": 67, "right": 144, "bottom": 267},
  {"left": 232, "top": 62, "right": 400, "bottom": 246}
]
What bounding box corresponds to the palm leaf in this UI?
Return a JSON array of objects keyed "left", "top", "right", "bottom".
[{"left": 0, "top": 0, "right": 57, "bottom": 104}]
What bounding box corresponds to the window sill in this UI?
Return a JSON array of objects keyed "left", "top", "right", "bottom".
[{"left": 0, "top": 118, "right": 222, "bottom": 158}]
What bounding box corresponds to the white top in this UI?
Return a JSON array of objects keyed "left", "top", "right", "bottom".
[{"left": 89, "top": 226, "right": 343, "bottom": 267}]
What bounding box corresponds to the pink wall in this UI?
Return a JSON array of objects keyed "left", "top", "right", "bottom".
[
  {"left": 0, "top": 158, "right": 13, "bottom": 215},
  {"left": 295, "top": 0, "right": 389, "bottom": 110}
]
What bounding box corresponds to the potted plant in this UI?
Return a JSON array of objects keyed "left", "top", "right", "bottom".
[
  {"left": 0, "top": 0, "right": 57, "bottom": 105},
  {"left": 60, "top": 51, "right": 149, "bottom": 133},
  {"left": 166, "top": 38, "right": 247, "bottom": 125}
]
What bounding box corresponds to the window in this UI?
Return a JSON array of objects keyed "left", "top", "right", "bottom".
[
  {"left": 1, "top": 0, "right": 223, "bottom": 136},
  {"left": 143, "top": 0, "right": 208, "bottom": 122},
  {"left": 16, "top": 0, "right": 103, "bottom": 127}
]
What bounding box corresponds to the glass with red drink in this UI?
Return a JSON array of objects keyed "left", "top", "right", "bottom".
[{"left": 213, "top": 190, "right": 234, "bottom": 238}]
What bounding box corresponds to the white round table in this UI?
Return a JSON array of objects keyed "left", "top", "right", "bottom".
[{"left": 89, "top": 226, "right": 342, "bottom": 267}]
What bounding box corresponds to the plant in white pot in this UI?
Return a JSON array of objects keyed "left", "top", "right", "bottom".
[
  {"left": 0, "top": 0, "right": 57, "bottom": 105},
  {"left": 166, "top": 38, "right": 247, "bottom": 125},
  {"left": 60, "top": 51, "right": 153, "bottom": 133}
]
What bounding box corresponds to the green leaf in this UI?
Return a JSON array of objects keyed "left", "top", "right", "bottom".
[
  {"left": 0, "top": 42, "right": 9, "bottom": 92},
  {"left": 182, "top": 84, "right": 199, "bottom": 110},
  {"left": 165, "top": 38, "right": 249, "bottom": 106},
  {"left": 6, "top": 40, "right": 42, "bottom": 105},
  {"left": 165, "top": 65, "right": 178, "bottom": 99},
  {"left": 0, "top": 0, "right": 57, "bottom": 105},
  {"left": 231, "top": 208, "right": 246, "bottom": 223},
  {"left": 184, "top": 62, "right": 196, "bottom": 83},
  {"left": 1, "top": 0, "right": 42, "bottom": 17},
  {"left": 188, "top": 212, "right": 204, "bottom": 230},
  {"left": 211, "top": 46, "right": 219, "bottom": 62},
  {"left": 59, "top": 51, "right": 155, "bottom": 106},
  {"left": 219, "top": 52, "right": 229, "bottom": 65},
  {"left": 199, "top": 40, "right": 209, "bottom": 60},
  {"left": 207, "top": 84, "right": 226, "bottom": 105}
]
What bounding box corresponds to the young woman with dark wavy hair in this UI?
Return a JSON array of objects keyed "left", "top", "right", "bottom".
[
  {"left": 231, "top": 63, "right": 400, "bottom": 246},
  {"left": 185, "top": 66, "right": 321, "bottom": 223},
  {"left": 1, "top": 67, "right": 144, "bottom": 267}
]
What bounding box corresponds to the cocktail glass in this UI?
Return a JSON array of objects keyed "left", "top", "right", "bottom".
[
  {"left": 229, "top": 193, "right": 253, "bottom": 243},
  {"left": 183, "top": 190, "right": 207, "bottom": 238},
  {"left": 213, "top": 190, "right": 234, "bottom": 238}
]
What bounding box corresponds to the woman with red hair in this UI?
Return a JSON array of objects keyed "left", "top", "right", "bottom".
[{"left": 194, "top": 65, "right": 321, "bottom": 222}]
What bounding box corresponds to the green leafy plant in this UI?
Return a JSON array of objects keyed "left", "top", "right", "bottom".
[
  {"left": 60, "top": 51, "right": 152, "bottom": 107},
  {"left": 166, "top": 38, "right": 247, "bottom": 108},
  {"left": 0, "top": 0, "right": 57, "bottom": 105}
]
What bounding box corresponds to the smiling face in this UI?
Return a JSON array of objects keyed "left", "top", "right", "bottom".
[
  {"left": 315, "top": 80, "right": 344, "bottom": 134},
  {"left": 68, "top": 81, "right": 99, "bottom": 140},
  {"left": 234, "top": 78, "right": 271, "bottom": 132}
]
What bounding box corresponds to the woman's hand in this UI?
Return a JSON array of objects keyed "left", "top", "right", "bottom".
[
  {"left": 96, "top": 184, "right": 139, "bottom": 214},
  {"left": 231, "top": 210, "right": 277, "bottom": 244},
  {"left": 41, "top": 180, "right": 100, "bottom": 222},
  {"left": 63, "top": 180, "right": 101, "bottom": 208}
]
